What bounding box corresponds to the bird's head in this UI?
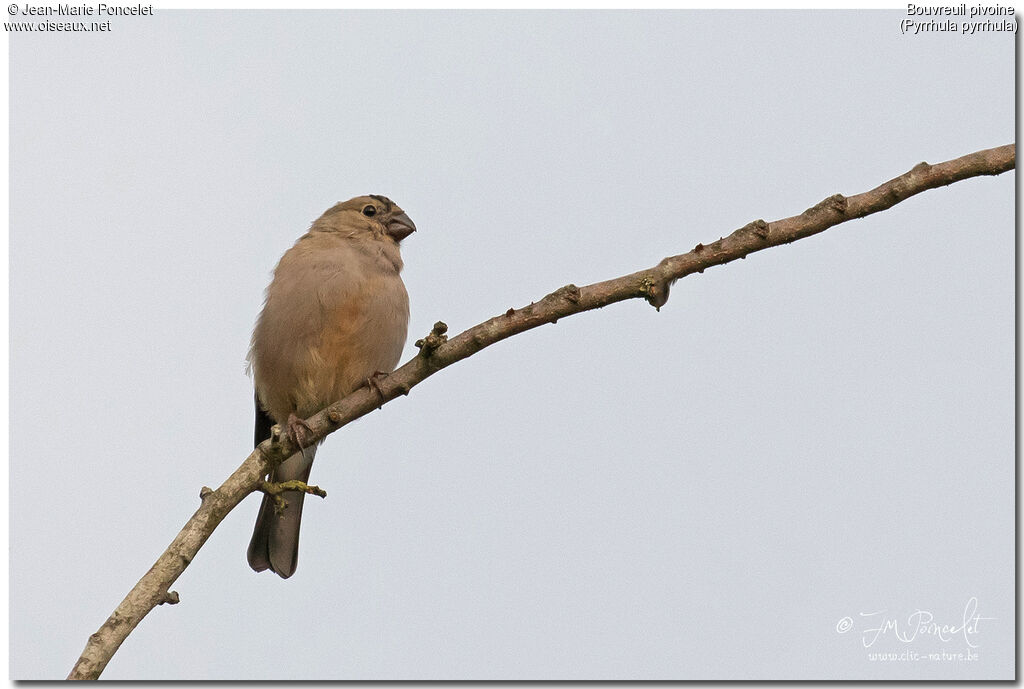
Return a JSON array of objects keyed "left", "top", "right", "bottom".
[{"left": 317, "top": 195, "right": 416, "bottom": 244}]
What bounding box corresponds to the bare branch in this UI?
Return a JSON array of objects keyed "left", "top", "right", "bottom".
[
  {"left": 257, "top": 478, "right": 327, "bottom": 515},
  {"left": 67, "top": 144, "right": 1014, "bottom": 680}
]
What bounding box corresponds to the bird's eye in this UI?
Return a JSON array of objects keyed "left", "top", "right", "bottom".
[{"left": 362, "top": 205, "right": 377, "bottom": 217}]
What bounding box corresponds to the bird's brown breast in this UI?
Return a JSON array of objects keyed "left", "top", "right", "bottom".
[{"left": 250, "top": 234, "right": 409, "bottom": 423}]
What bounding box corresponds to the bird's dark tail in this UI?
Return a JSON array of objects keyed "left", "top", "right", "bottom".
[
  {"left": 253, "top": 398, "right": 275, "bottom": 449},
  {"left": 247, "top": 399, "right": 315, "bottom": 579}
]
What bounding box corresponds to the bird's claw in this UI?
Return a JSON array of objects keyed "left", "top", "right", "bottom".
[
  {"left": 285, "top": 413, "right": 315, "bottom": 450},
  {"left": 364, "top": 371, "right": 389, "bottom": 405}
]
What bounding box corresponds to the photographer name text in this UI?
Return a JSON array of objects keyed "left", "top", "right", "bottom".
[{"left": 15, "top": 3, "right": 151, "bottom": 15}]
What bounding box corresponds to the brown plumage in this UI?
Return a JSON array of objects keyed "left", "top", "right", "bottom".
[{"left": 247, "top": 195, "right": 415, "bottom": 578}]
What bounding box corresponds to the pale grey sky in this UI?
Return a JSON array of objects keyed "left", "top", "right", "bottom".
[{"left": 10, "top": 9, "right": 1014, "bottom": 680}]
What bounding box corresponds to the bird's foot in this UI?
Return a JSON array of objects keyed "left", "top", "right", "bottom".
[
  {"left": 285, "top": 413, "right": 315, "bottom": 450},
  {"left": 364, "top": 371, "right": 389, "bottom": 406}
]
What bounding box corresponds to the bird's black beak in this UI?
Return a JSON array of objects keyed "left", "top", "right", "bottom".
[{"left": 386, "top": 212, "right": 416, "bottom": 242}]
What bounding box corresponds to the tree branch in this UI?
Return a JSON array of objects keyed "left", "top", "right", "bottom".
[{"left": 67, "top": 143, "right": 1014, "bottom": 680}]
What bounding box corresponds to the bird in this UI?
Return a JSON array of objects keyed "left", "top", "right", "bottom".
[{"left": 246, "top": 195, "right": 415, "bottom": 578}]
